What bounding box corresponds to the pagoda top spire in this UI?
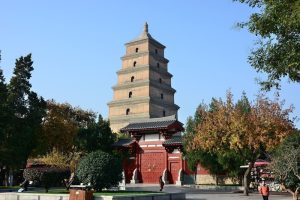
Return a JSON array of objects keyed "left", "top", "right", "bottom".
[
  {"left": 136, "top": 22, "right": 151, "bottom": 39},
  {"left": 144, "top": 22, "right": 148, "bottom": 33}
]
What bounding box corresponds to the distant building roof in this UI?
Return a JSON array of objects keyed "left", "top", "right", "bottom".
[
  {"left": 112, "top": 138, "right": 135, "bottom": 147},
  {"left": 120, "top": 115, "right": 184, "bottom": 133},
  {"left": 240, "top": 159, "right": 270, "bottom": 168}
]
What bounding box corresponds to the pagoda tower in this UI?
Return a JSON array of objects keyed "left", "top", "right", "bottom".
[{"left": 108, "top": 23, "right": 179, "bottom": 132}]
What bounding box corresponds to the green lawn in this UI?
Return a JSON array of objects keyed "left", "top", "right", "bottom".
[{"left": 0, "top": 186, "right": 20, "bottom": 189}]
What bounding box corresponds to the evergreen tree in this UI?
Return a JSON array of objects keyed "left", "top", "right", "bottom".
[
  {"left": 0, "top": 51, "right": 9, "bottom": 166},
  {"left": 4, "top": 54, "right": 46, "bottom": 170},
  {"left": 7, "top": 54, "right": 33, "bottom": 116},
  {"left": 0, "top": 53, "right": 45, "bottom": 185},
  {"left": 76, "top": 114, "right": 116, "bottom": 153}
]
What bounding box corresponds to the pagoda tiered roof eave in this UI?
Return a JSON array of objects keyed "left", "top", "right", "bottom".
[
  {"left": 121, "top": 51, "right": 169, "bottom": 63},
  {"left": 116, "top": 65, "right": 173, "bottom": 78},
  {"left": 125, "top": 33, "right": 166, "bottom": 49}
]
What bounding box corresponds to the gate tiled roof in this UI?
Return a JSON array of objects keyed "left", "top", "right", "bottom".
[
  {"left": 120, "top": 115, "right": 184, "bottom": 132},
  {"left": 162, "top": 136, "right": 183, "bottom": 146}
]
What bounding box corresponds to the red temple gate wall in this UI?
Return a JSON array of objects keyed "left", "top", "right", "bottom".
[
  {"left": 168, "top": 161, "right": 180, "bottom": 184},
  {"left": 167, "top": 151, "right": 182, "bottom": 184},
  {"left": 140, "top": 151, "right": 165, "bottom": 183}
]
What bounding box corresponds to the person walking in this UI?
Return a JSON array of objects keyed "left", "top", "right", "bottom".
[
  {"left": 159, "top": 176, "right": 164, "bottom": 191},
  {"left": 259, "top": 182, "right": 270, "bottom": 200}
]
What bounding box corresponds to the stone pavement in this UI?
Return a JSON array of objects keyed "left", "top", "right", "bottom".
[
  {"left": 187, "top": 192, "right": 291, "bottom": 200},
  {"left": 125, "top": 184, "right": 292, "bottom": 200}
]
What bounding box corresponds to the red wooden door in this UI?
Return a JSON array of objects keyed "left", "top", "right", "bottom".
[
  {"left": 169, "top": 162, "right": 180, "bottom": 184},
  {"left": 140, "top": 152, "right": 164, "bottom": 183},
  {"left": 123, "top": 158, "right": 136, "bottom": 183}
]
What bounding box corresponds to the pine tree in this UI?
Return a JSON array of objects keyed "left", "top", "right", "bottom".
[
  {"left": 0, "top": 51, "right": 9, "bottom": 165},
  {"left": 5, "top": 54, "right": 46, "bottom": 169}
]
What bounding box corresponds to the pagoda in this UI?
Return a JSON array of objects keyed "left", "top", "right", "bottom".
[{"left": 108, "top": 23, "right": 179, "bottom": 132}]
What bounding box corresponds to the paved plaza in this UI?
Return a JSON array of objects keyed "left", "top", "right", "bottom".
[
  {"left": 187, "top": 192, "right": 290, "bottom": 200},
  {"left": 126, "top": 184, "right": 291, "bottom": 200},
  {"left": 0, "top": 184, "right": 292, "bottom": 200}
]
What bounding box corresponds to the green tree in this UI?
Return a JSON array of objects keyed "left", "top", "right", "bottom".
[
  {"left": 0, "top": 54, "right": 46, "bottom": 185},
  {"left": 6, "top": 54, "right": 46, "bottom": 166},
  {"left": 185, "top": 91, "right": 294, "bottom": 195},
  {"left": 76, "top": 150, "right": 122, "bottom": 191},
  {"left": 0, "top": 53, "right": 9, "bottom": 183},
  {"left": 0, "top": 52, "right": 8, "bottom": 158},
  {"left": 76, "top": 114, "right": 116, "bottom": 153},
  {"left": 0, "top": 52, "right": 11, "bottom": 185},
  {"left": 235, "top": 0, "right": 300, "bottom": 90},
  {"left": 269, "top": 130, "right": 300, "bottom": 200}
]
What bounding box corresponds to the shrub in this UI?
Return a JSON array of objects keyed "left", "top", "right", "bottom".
[
  {"left": 23, "top": 167, "right": 44, "bottom": 185},
  {"left": 76, "top": 150, "right": 122, "bottom": 191},
  {"left": 23, "top": 167, "right": 70, "bottom": 192}
]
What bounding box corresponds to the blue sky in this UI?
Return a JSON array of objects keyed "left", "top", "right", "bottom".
[{"left": 1, "top": 0, "right": 299, "bottom": 128}]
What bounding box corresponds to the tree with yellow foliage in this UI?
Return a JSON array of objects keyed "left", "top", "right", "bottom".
[
  {"left": 35, "top": 100, "right": 96, "bottom": 154},
  {"left": 185, "top": 91, "right": 294, "bottom": 195}
]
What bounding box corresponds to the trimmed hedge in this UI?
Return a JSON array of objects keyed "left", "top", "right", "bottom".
[
  {"left": 76, "top": 150, "right": 122, "bottom": 191},
  {"left": 23, "top": 167, "right": 70, "bottom": 192}
]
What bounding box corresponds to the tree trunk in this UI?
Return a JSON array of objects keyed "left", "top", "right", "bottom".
[
  {"left": 281, "top": 183, "right": 299, "bottom": 200},
  {"left": 8, "top": 169, "right": 13, "bottom": 186},
  {"left": 4, "top": 169, "right": 8, "bottom": 186},
  {"left": 0, "top": 167, "right": 3, "bottom": 186},
  {"left": 243, "top": 162, "right": 254, "bottom": 196},
  {"left": 293, "top": 187, "right": 299, "bottom": 200},
  {"left": 64, "top": 172, "right": 75, "bottom": 190}
]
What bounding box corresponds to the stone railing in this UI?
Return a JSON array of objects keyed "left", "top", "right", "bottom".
[{"left": 0, "top": 192, "right": 185, "bottom": 200}]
